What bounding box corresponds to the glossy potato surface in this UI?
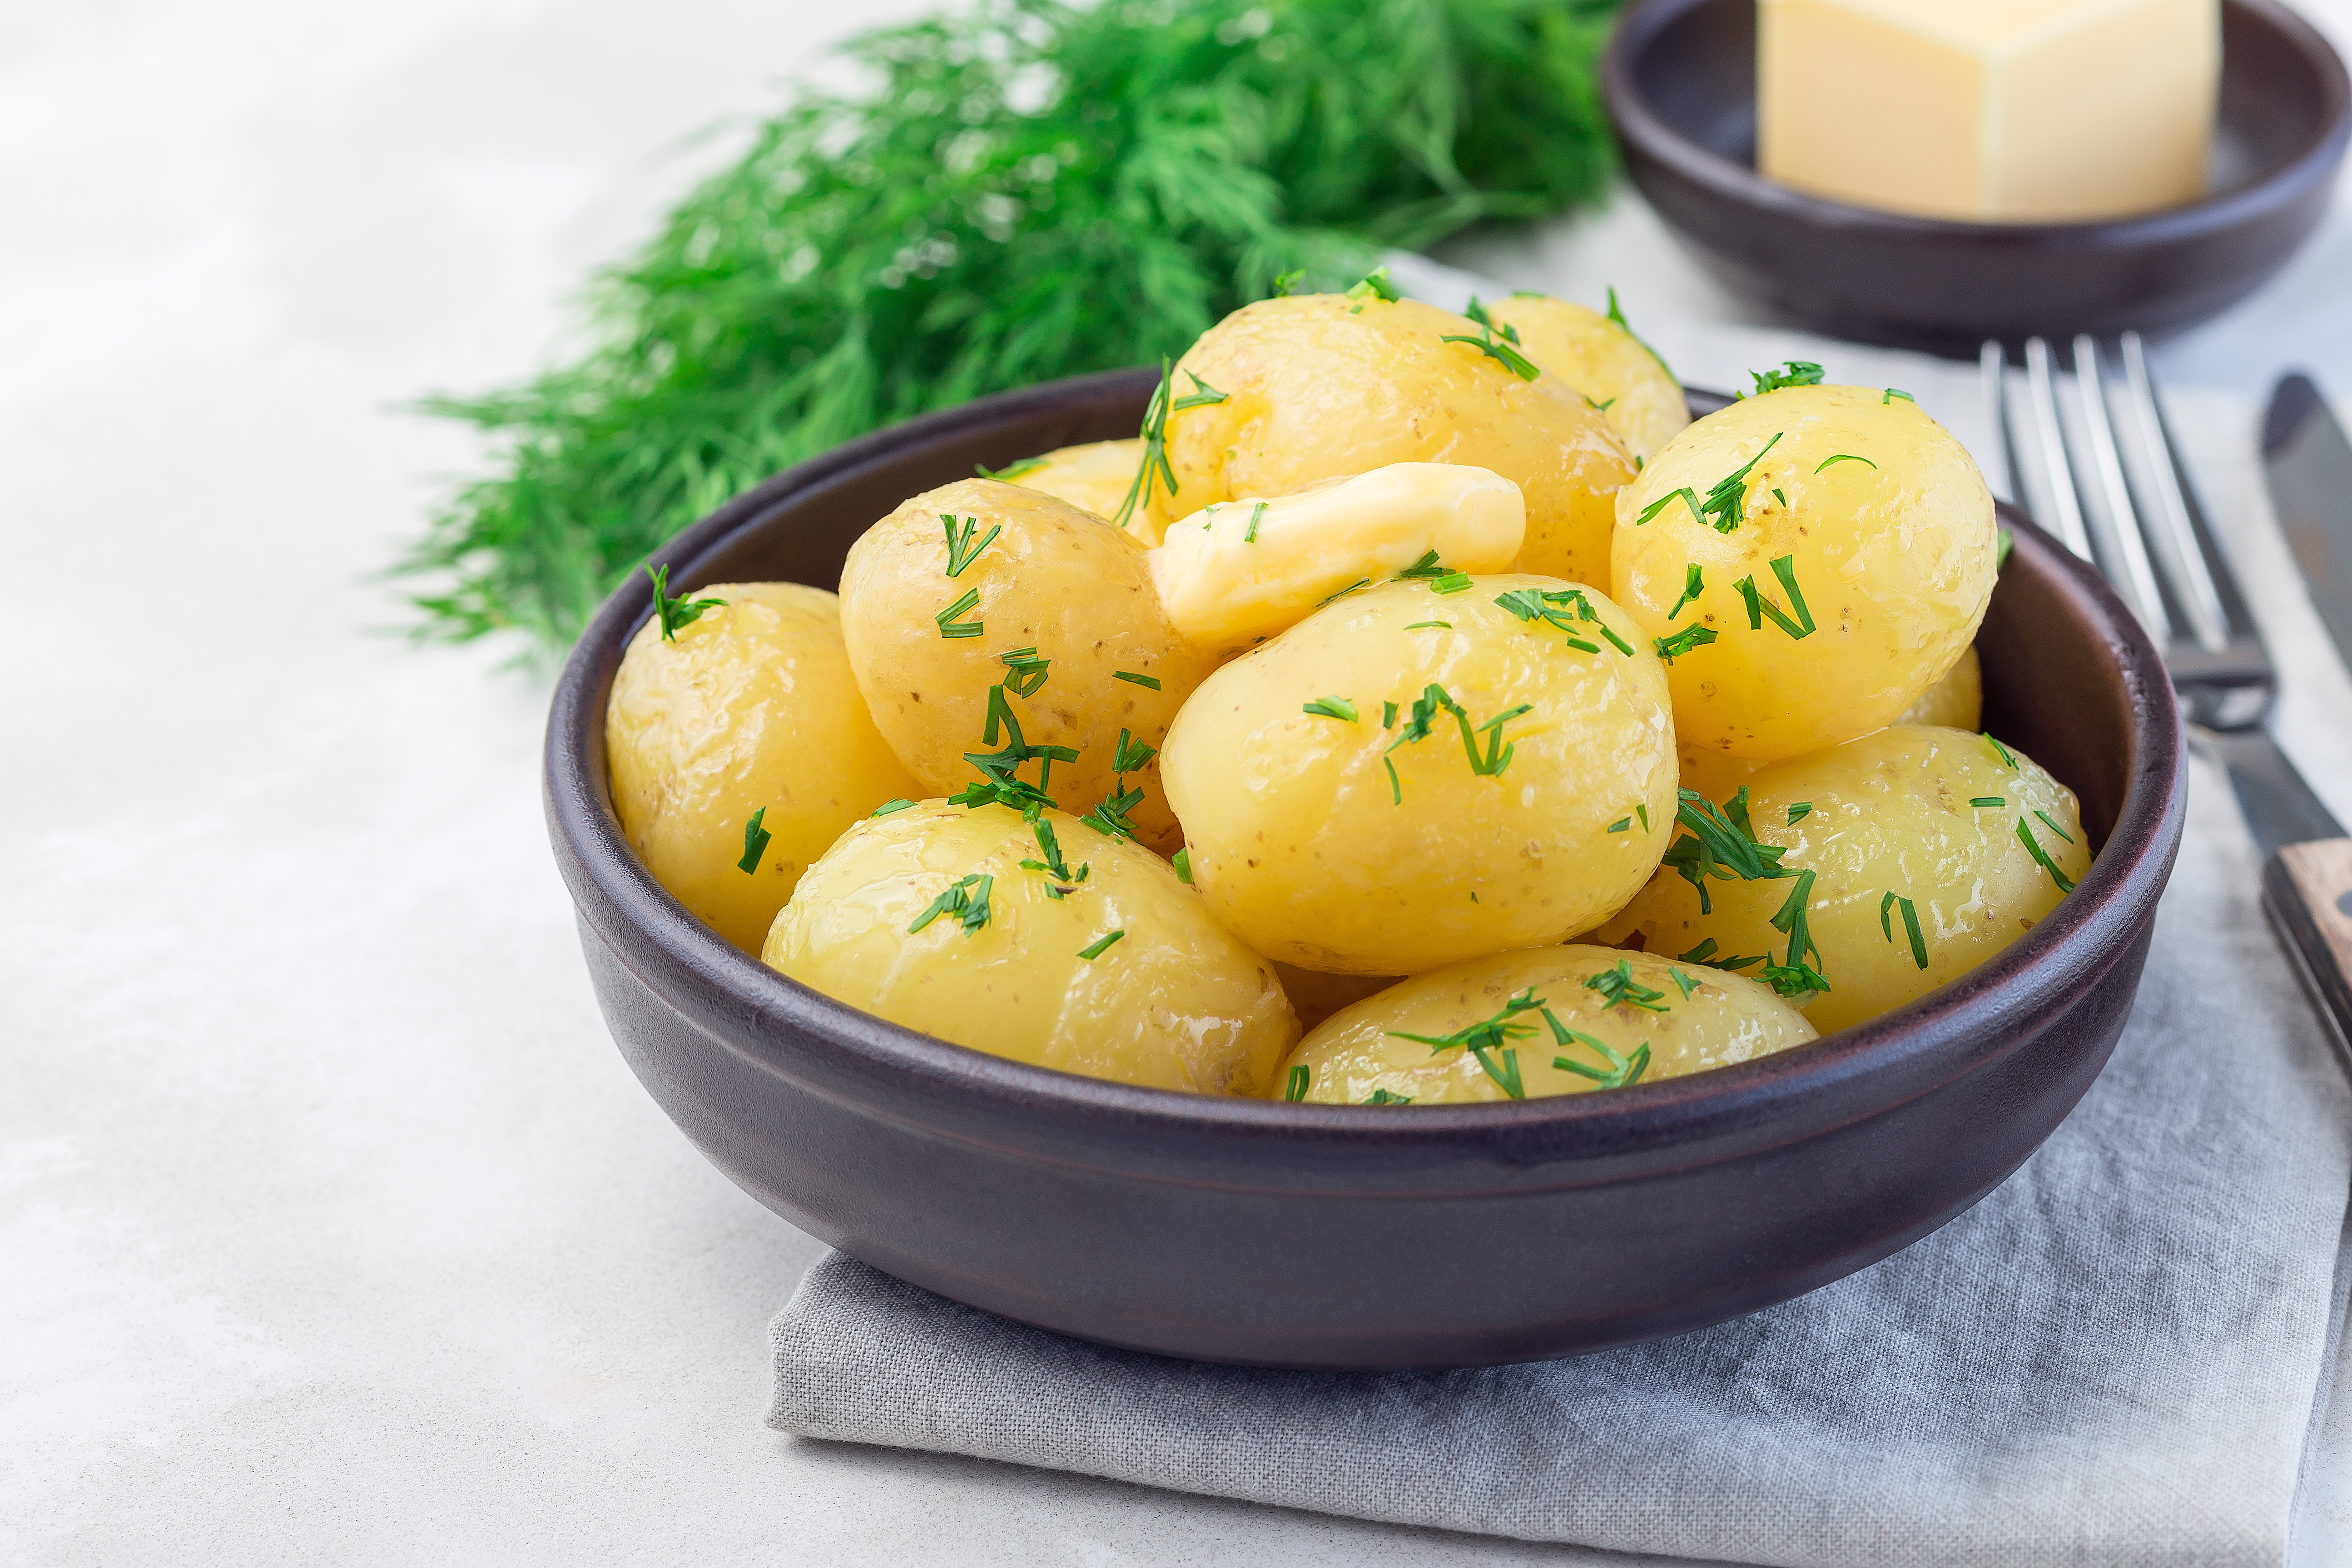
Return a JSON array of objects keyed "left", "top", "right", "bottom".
[
  {"left": 1676, "top": 642, "right": 1981, "bottom": 804},
  {"left": 606, "top": 582, "right": 921, "bottom": 954},
  {"left": 1280, "top": 945, "right": 1817, "bottom": 1106},
  {"left": 1149, "top": 294, "right": 1635, "bottom": 586},
  {"left": 1004, "top": 438, "right": 1146, "bottom": 524},
  {"left": 1613, "top": 385, "right": 1996, "bottom": 760},
  {"left": 765, "top": 801, "right": 1296, "bottom": 1094},
  {"left": 839, "top": 479, "right": 1215, "bottom": 854},
  {"left": 1160, "top": 576, "right": 1676, "bottom": 975},
  {"left": 1482, "top": 294, "right": 1689, "bottom": 461},
  {"left": 1594, "top": 726, "right": 2091, "bottom": 1033}
]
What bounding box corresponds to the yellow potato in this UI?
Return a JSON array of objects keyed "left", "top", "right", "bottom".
[
  {"left": 764, "top": 800, "right": 1296, "bottom": 1094},
  {"left": 1159, "top": 575, "right": 1676, "bottom": 975},
  {"left": 1896, "top": 642, "right": 1983, "bottom": 729},
  {"left": 1676, "top": 645, "right": 1982, "bottom": 805},
  {"left": 1613, "top": 384, "right": 1997, "bottom": 761},
  {"left": 1149, "top": 463, "right": 1524, "bottom": 656},
  {"left": 839, "top": 478, "right": 1216, "bottom": 855},
  {"left": 606, "top": 582, "right": 921, "bottom": 954},
  {"left": 1481, "top": 294, "right": 1690, "bottom": 461},
  {"left": 1147, "top": 293, "right": 1635, "bottom": 586},
  {"left": 1277, "top": 944, "right": 1817, "bottom": 1106},
  {"left": 1593, "top": 725, "right": 2092, "bottom": 1034},
  {"left": 998, "top": 438, "right": 1146, "bottom": 522},
  {"left": 1270, "top": 963, "right": 1401, "bottom": 1034}
]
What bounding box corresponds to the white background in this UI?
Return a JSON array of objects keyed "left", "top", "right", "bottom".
[{"left": 5, "top": 1, "right": 2351, "bottom": 1563}]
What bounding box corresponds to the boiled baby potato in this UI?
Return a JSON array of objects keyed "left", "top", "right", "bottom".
[
  {"left": 997, "top": 438, "right": 1145, "bottom": 522},
  {"left": 1677, "top": 643, "right": 1982, "bottom": 803},
  {"left": 1613, "top": 384, "right": 1997, "bottom": 762},
  {"left": 1160, "top": 574, "right": 1676, "bottom": 976},
  {"left": 606, "top": 582, "right": 921, "bottom": 954},
  {"left": 839, "top": 478, "right": 1216, "bottom": 855},
  {"left": 1150, "top": 462, "right": 1524, "bottom": 656},
  {"left": 1146, "top": 290, "right": 1635, "bottom": 586},
  {"left": 1481, "top": 293, "right": 1690, "bottom": 461},
  {"left": 764, "top": 800, "right": 1296, "bottom": 1094},
  {"left": 1278, "top": 944, "right": 1817, "bottom": 1106},
  {"left": 1593, "top": 725, "right": 2091, "bottom": 1034}
]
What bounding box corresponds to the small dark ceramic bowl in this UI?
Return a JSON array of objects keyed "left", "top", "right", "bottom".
[
  {"left": 546, "top": 368, "right": 2186, "bottom": 1369},
  {"left": 1603, "top": 0, "right": 2352, "bottom": 355}
]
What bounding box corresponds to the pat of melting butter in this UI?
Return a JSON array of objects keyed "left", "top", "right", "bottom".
[
  {"left": 1149, "top": 464, "right": 1524, "bottom": 653},
  {"left": 1757, "top": 0, "right": 2217, "bottom": 223}
]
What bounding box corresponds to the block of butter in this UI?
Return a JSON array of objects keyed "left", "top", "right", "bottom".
[{"left": 1757, "top": 0, "right": 2218, "bottom": 223}]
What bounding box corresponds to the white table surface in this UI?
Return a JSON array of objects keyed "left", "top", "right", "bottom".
[{"left": 5, "top": 2, "right": 2351, "bottom": 1563}]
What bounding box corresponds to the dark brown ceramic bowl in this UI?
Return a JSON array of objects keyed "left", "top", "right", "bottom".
[
  {"left": 546, "top": 368, "right": 2186, "bottom": 1369},
  {"left": 1603, "top": 0, "right": 2351, "bottom": 355}
]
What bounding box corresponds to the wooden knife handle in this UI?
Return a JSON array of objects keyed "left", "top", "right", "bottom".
[{"left": 2263, "top": 839, "right": 2352, "bottom": 1067}]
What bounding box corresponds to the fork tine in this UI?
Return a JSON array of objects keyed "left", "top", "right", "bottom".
[
  {"left": 2022, "top": 337, "right": 2095, "bottom": 560},
  {"left": 1979, "top": 340, "right": 2015, "bottom": 504},
  {"left": 2069, "top": 335, "right": 2175, "bottom": 644},
  {"left": 2117, "top": 332, "right": 2233, "bottom": 653}
]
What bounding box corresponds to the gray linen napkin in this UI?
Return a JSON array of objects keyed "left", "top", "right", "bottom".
[{"left": 769, "top": 749, "right": 2352, "bottom": 1568}]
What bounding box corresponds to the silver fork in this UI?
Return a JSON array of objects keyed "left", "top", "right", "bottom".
[{"left": 1984, "top": 334, "right": 2352, "bottom": 1062}]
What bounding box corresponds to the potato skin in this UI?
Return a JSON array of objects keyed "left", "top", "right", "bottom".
[
  {"left": 1676, "top": 643, "right": 1982, "bottom": 804},
  {"left": 839, "top": 478, "right": 1216, "bottom": 854},
  {"left": 1481, "top": 295, "right": 1690, "bottom": 461},
  {"left": 1279, "top": 945, "right": 1817, "bottom": 1105},
  {"left": 1613, "top": 385, "right": 1996, "bottom": 761},
  {"left": 1151, "top": 294, "right": 1635, "bottom": 586},
  {"left": 1003, "top": 438, "right": 1146, "bottom": 524},
  {"left": 764, "top": 801, "right": 1296, "bottom": 1094},
  {"left": 1160, "top": 575, "right": 1676, "bottom": 975},
  {"left": 606, "top": 582, "right": 921, "bottom": 954},
  {"left": 1593, "top": 725, "right": 2092, "bottom": 1033}
]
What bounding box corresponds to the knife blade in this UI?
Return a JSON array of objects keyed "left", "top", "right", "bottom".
[{"left": 2262, "top": 373, "right": 2352, "bottom": 679}]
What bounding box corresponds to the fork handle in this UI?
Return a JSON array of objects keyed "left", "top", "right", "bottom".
[{"left": 2263, "top": 839, "right": 2352, "bottom": 1068}]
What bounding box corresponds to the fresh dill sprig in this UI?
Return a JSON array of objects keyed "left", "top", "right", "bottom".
[
  {"left": 1740, "top": 360, "right": 1823, "bottom": 397},
  {"left": 401, "top": 0, "right": 1624, "bottom": 651}
]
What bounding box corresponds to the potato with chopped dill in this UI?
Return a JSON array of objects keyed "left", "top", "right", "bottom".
[
  {"left": 991, "top": 438, "right": 1148, "bottom": 525},
  {"left": 1158, "top": 574, "right": 1676, "bottom": 976},
  {"left": 1142, "top": 286, "right": 1635, "bottom": 587},
  {"left": 1592, "top": 725, "right": 2091, "bottom": 1034},
  {"left": 606, "top": 580, "right": 921, "bottom": 954},
  {"left": 1614, "top": 384, "right": 1996, "bottom": 763},
  {"left": 839, "top": 477, "right": 1216, "bottom": 856},
  {"left": 1479, "top": 292, "right": 1689, "bottom": 461},
  {"left": 764, "top": 799, "right": 1296, "bottom": 1094},
  {"left": 1275, "top": 945, "right": 1817, "bottom": 1106}
]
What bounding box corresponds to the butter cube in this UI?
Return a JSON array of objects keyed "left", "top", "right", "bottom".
[{"left": 1757, "top": 0, "right": 2218, "bottom": 222}]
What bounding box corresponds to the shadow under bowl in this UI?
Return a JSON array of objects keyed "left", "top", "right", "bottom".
[
  {"left": 1602, "top": 0, "right": 2352, "bottom": 355},
  {"left": 545, "top": 368, "right": 2187, "bottom": 1369}
]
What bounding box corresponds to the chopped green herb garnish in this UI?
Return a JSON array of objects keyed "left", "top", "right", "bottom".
[
  {"left": 737, "top": 808, "right": 772, "bottom": 873},
  {"left": 1667, "top": 563, "right": 1705, "bottom": 620},
  {"left": 1879, "top": 890, "right": 1929, "bottom": 970},
  {"left": 1741, "top": 360, "right": 1823, "bottom": 397},
  {"left": 1635, "top": 487, "right": 1702, "bottom": 527},
  {"left": 1678, "top": 937, "right": 1767, "bottom": 972},
  {"left": 1271, "top": 270, "right": 1306, "bottom": 298},
  {"left": 1346, "top": 266, "right": 1400, "bottom": 303},
  {"left": 997, "top": 645, "right": 1051, "bottom": 696},
  {"left": 2034, "top": 809, "right": 2075, "bottom": 844},
  {"left": 646, "top": 563, "right": 725, "bottom": 641},
  {"left": 1023, "top": 819, "right": 1074, "bottom": 880},
  {"left": 1660, "top": 785, "right": 1790, "bottom": 913},
  {"left": 948, "top": 777, "right": 1058, "bottom": 819},
  {"left": 934, "top": 587, "right": 983, "bottom": 639},
  {"left": 1285, "top": 1064, "right": 1311, "bottom": 1102},
  {"left": 1585, "top": 394, "right": 1618, "bottom": 412},
  {"left": 1985, "top": 734, "right": 2020, "bottom": 769},
  {"left": 1586, "top": 958, "right": 1670, "bottom": 1012},
  {"left": 942, "top": 512, "right": 1003, "bottom": 577},
  {"left": 1394, "top": 549, "right": 1447, "bottom": 579},
  {"left": 1608, "top": 817, "right": 1631, "bottom": 833},
  {"left": 1441, "top": 324, "right": 1541, "bottom": 380},
  {"left": 1431, "top": 571, "right": 1473, "bottom": 594},
  {"left": 1112, "top": 670, "right": 1161, "bottom": 690},
  {"left": 1997, "top": 526, "right": 2015, "bottom": 570},
  {"left": 1637, "top": 804, "right": 1650, "bottom": 831},
  {"left": 1494, "top": 585, "right": 1628, "bottom": 653},
  {"left": 1404, "top": 620, "right": 1453, "bottom": 630},
  {"left": 1606, "top": 286, "right": 1675, "bottom": 382},
  {"left": 1734, "top": 555, "right": 1816, "bottom": 639},
  {"left": 1364, "top": 1088, "right": 1414, "bottom": 1106},
  {"left": 908, "top": 872, "right": 993, "bottom": 935},
  {"left": 1082, "top": 783, "right": 1147, "bottom": 842},
  {"left": 872, "top": 799, "right": 916, "bottom": 817},
  {"left": 1111, "top": 728, "right": 1158, "bottom": 775},
  {"left": 1668, "top": 966, "right": 1701, "bottom": 999},
  {"left": 1813, "top": 453, "right": 1877, "bottom": 474},
  {"left": 1635, "top": 435, "right": 1785, "bottom": 536},
  {"left": 1302, "top": 695, "right": 1358, "bottom": 723},
  {"left": 974, "top": 456, "right": 1046, "bottom": 481},
  {"left": 1762, "top": 869, "right": 1829, "bottom": 999},
  {"left": 1392, "top": 987, "right": 1558, "bottom": 1100},
  {"left": 1884, "top": 387, "right": 1914, "bottom": 404},
  {"left": 1786, "top": 802, "right": 1812, "bottom": 825},
  {"left": 1772, "top": 487, "right": 1787, "bottom": 507},
  {"left": 1244, "top": 500, "right": 1267, "bottom": 543},
  {"left": 1552, "top": 1024, "right": 1650, "bottom": 1089},
  {"left": 1077, "top": 929, "right": 1126, "bottom": 960},
  {"left": 1315, "top": 577, "right": 1371, "bottom": 608},
  {"left": 2016, "top": 818, "right": 2076, "bottom": 893},
  {"left": 1172, "top": 847, "right": 1192, "bottom": 884},
  {"left": 1383, "top": 755, "right": 1401, "bottom": 804},
  {"left": 1111, "top": 358, "right": 1226, "bottom": 529},
  {"left": 1970, "top": 796, "right": 2006, "bottom": 809},
  {"left": 1382, "top": 700, "right": 1399, "bottom": 728},
  {"left": 1653, "top": 625, "right": 1717, "bottom": 663}
]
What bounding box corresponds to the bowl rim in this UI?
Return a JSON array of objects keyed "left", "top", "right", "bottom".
[
  {"left": 1601, "top": 0, "right": 2352, "bottom": 246},
  {"left": 545, "top": 367, "right": 2187, "bottom": 1179}
]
